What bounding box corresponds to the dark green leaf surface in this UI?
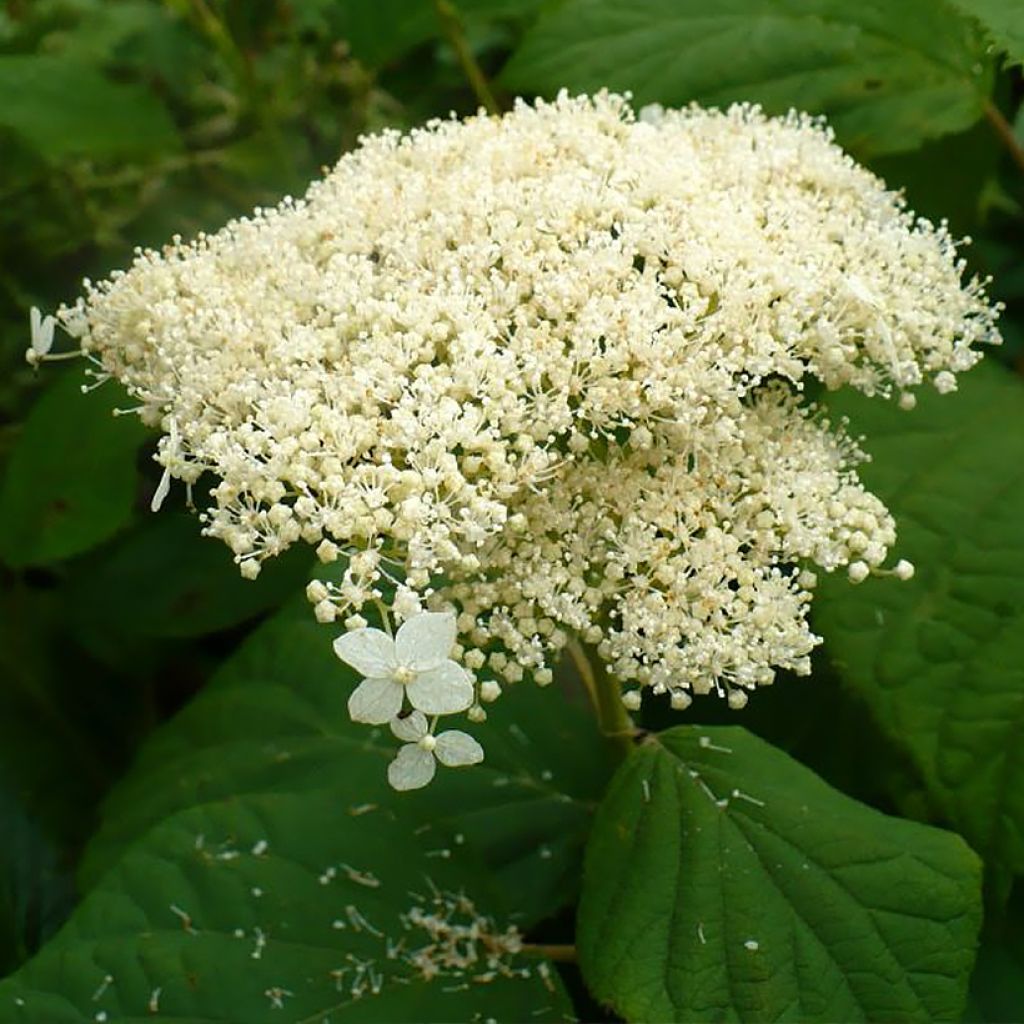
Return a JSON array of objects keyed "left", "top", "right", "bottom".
[
  {"left": 502, "top": 0, "right": 994, "bottom": 155},
  {"left": 0, "top": 372, "right": 148, "bottom": 567},
  {"left": 0, "top": 582, "right": 148, "bottom": 848},
  {"left": 947, "top": 0, "right": 1024, "bottom": 65},
  {"left": 964, "top": 884, "right": 1024, "bottom": 1023},
  {"left": 329, "top": 0, "right": 439, "bottom": 65},
  {"left": 68, "top": 515, "right": 313, "bottom": 639},
  {"left": 965, "top": 939, "right": 1024, "bottom": 1022},
  {"left": 578, "top": 726, "right": 982, "bottom": 1023},
  {"left": 816, "top": 362, "right": 1024, "bottom": 872},
  {"left": 310, "top": 0, "right": 551, "bottom": 65},
  {"left": 0, "top": 56, "right": 179, "bottom": 160},
  {"left": 0, "top": 790, "right": 74, "bottom": 978},
  {"left": 81, "top": 600, "right": 616, "bottom": 926},
  {"left": 0, "top": 791, "right": 571, "bottom": 1022}
]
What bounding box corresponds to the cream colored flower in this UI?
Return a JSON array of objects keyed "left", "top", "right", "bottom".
[
  {"left": 387, "top": 710, "right": 484, "bottom": 791},
  {"left": 334, "top": 611, "right": 473, "bottom": 724},
  {"left": 57, "top": 92, "right": 1000, "bottom": 711}
]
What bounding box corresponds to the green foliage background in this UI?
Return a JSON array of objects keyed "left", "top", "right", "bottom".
[{"left": 1, "top": 1, "right": 1023, "bottom": 1021}]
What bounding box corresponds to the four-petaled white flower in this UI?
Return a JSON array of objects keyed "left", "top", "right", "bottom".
[
  {"left": 387, "top": 710, "right": 484, "bottom": 791},
  {"left": 333, "top": 611, "right": 473, "bottom": 724}
]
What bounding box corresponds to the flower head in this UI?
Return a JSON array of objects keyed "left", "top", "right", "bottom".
[
  {"left": 387, "top": 710, "right": 484, "bottom": 791},
  {"left": 57, "top": 92, "right": 1001, "bottom": 717},
  {"left": 333, "top": 611, "right": 473, "bottom": 724}
]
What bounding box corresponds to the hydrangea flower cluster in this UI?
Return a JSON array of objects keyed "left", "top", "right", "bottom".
[{"left": 47, "top": 92, "right": 999, "bottom": 785}]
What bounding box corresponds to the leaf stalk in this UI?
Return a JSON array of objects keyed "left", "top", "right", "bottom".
[
  {"left": 567, "top": 638, "right": 635, "bottom": 759},
  {"left": 432, "top": 0, "right": 502, "bottom": 115},
  {"left": 984, "top": 100, "right": 1024, "bottom": 177}
]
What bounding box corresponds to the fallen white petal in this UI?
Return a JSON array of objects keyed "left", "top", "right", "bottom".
[
  {"left": 406, "top": 660, "right": 473, "bottom": 715},
  {"left": 390, "top": 709, "right": 428, "bottom": 742},
  {"left": 387, "top": 744, "right": 436, "bottom": 791},
  {"left": 333, "top": 628, "right": 396, "bottom": 678},
  {"left": 348, "top": 676, "right": 403, "bottom": 725},
  {"left": 395, "top": 611, "right": 456, "bottom": 672},
  {"left": 434, "top": 730, "right": 484, "bottom": 767}
]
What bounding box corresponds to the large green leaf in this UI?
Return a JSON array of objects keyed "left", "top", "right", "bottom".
[
  {"left": 867, "top": 119, "right": 1001, "bottom": 237},
  {"left": 324, "top": 0, "right": 438, "bottom": 65},
  {"left": 0, "top": 56, "right": 179, "bottom": 160},
  {"left": 0, "top": 790, "right": 572, "bottom": 1022},
  {"left": 299, "top": 0, "right": 550, "bottom": 67},
  {"left": 0, "top": 371, "right": 148, "bottom": 567},
  {"left": 0, "top": 581, "right": 147, "bottom": 849},
  {"left": 964, "top": 885, "right": 1024, "bottom": 1023},
  {"left": 67, "top": 515, "right": 313, "bottom": 640},
  {"left": 578, "top": 726, "right": 982, "bottom": 1023},
  {"left": 81, "top": 599, "right": 616, "bottom": 926},
  {"left": 502, "top": 0, "right": 994, "bottom": 156},
  {"left": 0, "top": 584, "right": 145, "bottom": 976},
  {"left": 815, "top": 362, "right": 1024, "bottom": 872},
  {"left": 947, "top": 0, "right": 1024, "bottom": 64},
  {"left": 965, "top": 939, "right": 1024, "bottom": 1022},
  {"left": 0, "top": 790, "right": 74, "bottom": 978}
]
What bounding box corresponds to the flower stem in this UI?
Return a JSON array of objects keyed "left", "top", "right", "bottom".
[
  {"left": 567, "top": 638, "right": 635, "bottom": 759},
  {"left": 984, "top": 100, "right": 1024, "bottom": 177},
  {"left": 373, "top": 598, "right": 393, "bottom": 637},
  {"left": 164, "top": 0, "right": 254, "bottom": 112},
  {"left": 521, "top": 943, "right": 577, "bottom": 963},
  {"left": 432, "top": 0, "right": 501, "bottom": 115}
]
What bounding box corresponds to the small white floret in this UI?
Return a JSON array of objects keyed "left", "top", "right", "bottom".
[
  {"left": 670, "top": 690, "right": 692, "bottom": 711},
  {"left": 848, "top": 560, "right": 870, "bottom": 584},
  {"left": 894, "top": 558, "right": 915, "bottom": 581},
  {"left": 727, "top": 689, "right": 749, "bottom": 710},
  {"left": 479, "top": 680, "right": 501, "bottom": 703},
  {"left": 622, "top": 690, "right": 642, "bottom": 711}
]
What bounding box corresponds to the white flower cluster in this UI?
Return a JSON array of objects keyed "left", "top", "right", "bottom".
[{"left": 52, "top": 92, "right": 999, "bottom": 759}]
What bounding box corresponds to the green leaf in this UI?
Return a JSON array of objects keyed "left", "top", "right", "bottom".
[
  {"left": 0, "top": 789, "right": 75, "bottom": 978},
  {"left": 0, "top": 582, "right": 147, "bottom": 977},
  {"left": 304, "top": 0, "right": 460, "bottom": 66},
  {"left": 965, "top": 939, "right": 1024, "bottom": 1022},
  {"left": 0, "top": 371, "right": 148, "bottom": 567},
  {"left": 0, "top": 581, "right": 150, "bottom": 848},
  {"left": 947, "top": 0, "right": 1024, "bottom": 65},
  {"left": 0, "top": 791, "right": 572, "bottom": 1021},
  {"left": 67, "top": 515, "right": 313, "bottom": 639},
  {"left": 54, "top": 1, "right": 180, "bottom": 66},
  {"left": 964, "top": 885, "right": 1024, "bottom": 1022},
  {"left": 867, "top": 119, "right": 1001, "bottom": 237},
  {"left": 306, "top": 0, "right": 550, "bottom": 65},
  {"left": 815, "top": 362, "right": 1024, "bottom": 872},
  {"left": 0, "top": 56, "right": 179, "bottom": 160},
  {"left": 502, "top": 0, "right": 995, "bottom": 156},
  {"left": 578, "top": 726, "right": 982, "bottom": 1023},
  {"left": 81, "top": 600, "right": 616, "bottom": 926}
]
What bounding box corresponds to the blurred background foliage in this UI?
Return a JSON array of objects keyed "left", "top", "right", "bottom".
[{"left": 1, "top": 0, "right": 1023, "bottom": 1013}]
